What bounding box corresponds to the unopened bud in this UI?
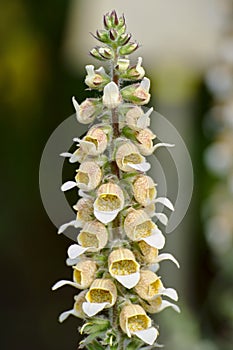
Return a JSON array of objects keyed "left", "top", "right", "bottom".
[
  {"left": 118, "top": 33, "right": 131, "bottom": 46},
  {"left": 95, "top": 29, "right": 109, "bottom": 43},
  {"left": 119, "top": 42, "right": 138, "bottom": 55},
  {"left": 90, "top": 48, "right": 106, "bottom": 61},
  {"left": 109, "top": 28, "right": 118, "bottom": 41}
]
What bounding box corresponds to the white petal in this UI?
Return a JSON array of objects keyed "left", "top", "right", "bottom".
[
  {"left": 85, "top": 65, "right": 95, "bottom": 77},
  {"left": 114, "top": 272, "right": 140, "bottom": 289},
  {"left": 82, "top": 302, "right": 109, "bottom": 317},
  {"left": 152, "top": 213, "right": 168, "bottom": 226},
  {"left": 148, "top": 263, "right": 160, "bottom": 273},
  {"left": 134, "top": 327, "right": 158, "bottom": 345},
  {"left": 58, "top": 220, "right": 80, "bottom": 234},
  {"left": 52, "top": 280, "right": 79, "bottom": 290},
  {"left": 61, "top": 181, "right": 77, "bottom": 192},
  {"left": 103, "top": 82, "right": 120, "bottom": 109},
  {"left": 142, "top": 231, "right": 165, "bottom": 249},
  {"left": 79, "top": 140, "right": 96, "bottom": 154},
  {"left": 94, "top": 208, "right": 119, "bottom": 224},
  {"left": 155, "top": 253, "right": 180, "bottom": 268},
  {"left": 72, "top": 96, "right": 80, "bottom": 113},
  {"left": 78, "top": 190, "right": 93, "bottom": 198},
  {"left": 59, "top": 309, "right": 75, "bottom": 323},
  {"left": 158, "top": 300, "right": 181, "bottom": 313},
  {"left": 73, "top": 137, "right": 81, "bottom": 143},
  {"left": 69, "top": 153, "right": 80, "bottom": 163},
  {"left": 128, "top": 162, "right": 151, "bottom": 172},
  {"left": 140, "top": 77, "right": 150, "bottom": 92},
  {"left": 137, "top": 115, "right": 150, "bottom": 129},
  {"left": 161, "top": 288, "right": 178, "bottom": 301},
  {"left": 66, "top": 257, "right": 80, "bottom": 266},
  {"left": 153, "top": 143, "right": 175, "bottom": 151},
  {"left": 154, "top": 197, "right": 174, "bottom": 211},
  {"left": 67, "top": 244, "right": 89, "bottom": 259},
  {"left": 60, "top": 152, "right": 72, "bottom": 158}
]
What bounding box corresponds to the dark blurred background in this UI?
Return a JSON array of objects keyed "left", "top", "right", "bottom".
[{"left": 1, "top": 1, "right": 232, "bottom": 350}]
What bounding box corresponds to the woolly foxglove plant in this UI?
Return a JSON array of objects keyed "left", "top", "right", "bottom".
[{"left": 52, "top": 10, "right": 180, "bottom": 350}]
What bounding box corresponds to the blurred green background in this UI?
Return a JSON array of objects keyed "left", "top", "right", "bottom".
[{"left": 0, "top": 1, "right": 232, "bottom": 350}]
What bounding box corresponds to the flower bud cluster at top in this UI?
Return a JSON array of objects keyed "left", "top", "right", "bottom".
[{"left": 52, "top": 10, "right": 180, "bottom": 350}]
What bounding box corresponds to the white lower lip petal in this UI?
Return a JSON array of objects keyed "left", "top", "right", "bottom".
[
  {"left": 133, "top": 327, "right": 158, "bottom": 345},
  {"left": 114, "top": 272, "right": 140, "bottom": 289},
  {"left": 82, "top": 302, "right": 109, "bottom": 317},
  {"left": 67, "top": 244, "right": 90, "bottom": 259},
  {"left": 142, "top": 231, "right": 165, "bottom": 249}
]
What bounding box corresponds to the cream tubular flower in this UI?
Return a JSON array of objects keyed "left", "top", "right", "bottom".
[
  {"left": 78, "top": 126, "right": 108, "bottom": 156},
  {"left": 135, "top": 270, "right": 178, "bottom": 302},
  {"left": 124, "top": 209, "right": 165, "bottom": 249},
  {"left": 75, "top": 161, "right": 102, "bottom": 191},
  {"left": 77, "top": 220, "right": 108, "bottom": 252},
  {"left": 85, "top": 65, "right": 110, "bottom": 89},
  {"left": 94, "top": 183, "right": 124, "bottom": 224},
  {"left": 66, "top": 220, "right": 108, "bottom": 261},
  {"left": 52, "top": 260, "right": 97, "bottom": 291},
  {"left": 83, "top": 279, "right": 117, "bottom": 317},
  {"left": 138, "top": 240, "right": 180, "bottom": 268},
  {"left": 119, "top": 304, "right": 158, "bottom": 345},
  {"left": 108, "top": 248, "right": 140, "bottom": 288},
  {"left": 73, "top": 197, "right": 94, "bottom": 224},
  {"left": 58, "top": 291, "right": 87, "bottom": 322},
  {"left": 72, "top": 97, "right": 98, "bottom": 124},
  {"left": 141, "top": 296, "right": 180, "bottom": 314},
  {"left": 134, "top": 77, "right": 151, "bottom": 105},
  {"left": 125, "top": 106, "right": 152, "bottom": 131},
  {"left": 103, "top": 81, "right": 122, "bottom": 109},
  {"left": 116, "top": 142, "right": 151, "bottom": 172},
  {"left": 133, "top": 175, "right": 157, "bottom": 207},
  {"left": 135, "top": 128, "right": 156, "bottom": 156}
]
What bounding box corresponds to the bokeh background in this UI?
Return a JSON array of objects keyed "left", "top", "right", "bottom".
[{"left": 1, "top": 0, "right": 232, "bottom": 349}]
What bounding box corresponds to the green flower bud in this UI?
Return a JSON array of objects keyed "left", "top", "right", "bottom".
[
  {"left": 118, "top": 33, "right": 131, "bottom": 46},
  {"left": 119, "top": 42, "right": 138, "bottom": 55},
  {"left": 90, "top": 48, "right": 106, "bottom": 61},
  {"left": 94, "top": 30, "right": 110, "bottom": 44}
]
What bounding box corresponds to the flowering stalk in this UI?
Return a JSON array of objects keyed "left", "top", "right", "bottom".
[{"left": 53, "top": 10, "right": 180, "bottom": 350}]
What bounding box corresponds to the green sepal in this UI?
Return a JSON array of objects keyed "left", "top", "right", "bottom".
[
  {"left": 86, "top": 340, "right": 105, "bottom": 350},
  {"left": 122, "top": 126, "right": 138, "bottom": 142},
  {"left": 79, "top": 332, "right": 105, "bottom": 348}
]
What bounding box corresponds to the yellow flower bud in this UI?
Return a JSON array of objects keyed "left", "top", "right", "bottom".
[
  {"left": 73, "top": 197, "right": 94, "bottom": 224},
  {"left": 78, "top": 220, "right": 108, "bottom": 251},
  {"left": 132, "top": 175, "right": 157, "bottom": 207},
  {"left": 94, "top": 183, "right": 124, "bottom": 224},
  {"left": 86, "top": 278, "right": 117, "bottom": 307},
  {"left": 116, "top": 142, "right": 150, "bottom": 172},
  {"left": 73, "top": 260, "right": 97, "bottom": 289},
  {"left": 119, "top": 304, "right": 151, "bottom": 336},
  {"left": 75, "top": 161, "right": 102, "bottom": 191}
]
